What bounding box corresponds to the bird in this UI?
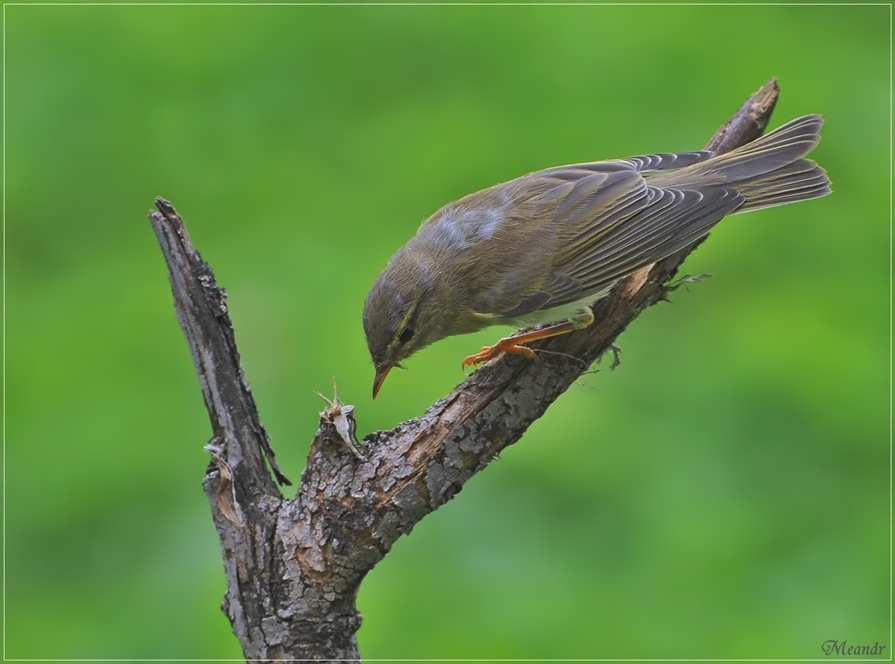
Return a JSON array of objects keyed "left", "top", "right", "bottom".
[{"left": 363, "top": 114, "right": 830, "bottom": 398}]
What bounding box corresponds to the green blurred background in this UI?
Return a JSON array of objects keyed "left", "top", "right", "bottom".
[{"left": 4, "top": 3, "right": 889, "bottom": 660}]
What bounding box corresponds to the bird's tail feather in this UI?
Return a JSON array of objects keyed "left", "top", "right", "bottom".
[
  {"left": 734, "top": 157, "right": 831, "bottom": 212},
  {"left": 648, "top": 114, "right": 831, "bottom": 212}
]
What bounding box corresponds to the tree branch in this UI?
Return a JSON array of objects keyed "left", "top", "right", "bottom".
[{"left": 148, "top": 78, "right": 780, "bottom": 661}]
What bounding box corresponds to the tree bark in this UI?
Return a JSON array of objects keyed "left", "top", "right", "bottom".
[{"left": 148, "top": 79, "right": 780, "bottom": 662}]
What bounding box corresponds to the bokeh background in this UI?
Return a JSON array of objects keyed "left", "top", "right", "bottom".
[{"left": 4, "top": 3, "right": 889, "bottom": 660}]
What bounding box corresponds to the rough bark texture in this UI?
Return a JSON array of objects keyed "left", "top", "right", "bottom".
[{"left": 148, "top": 79, "right": 781, "bottom": 662}]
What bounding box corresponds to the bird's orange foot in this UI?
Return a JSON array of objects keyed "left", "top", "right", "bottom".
[
  {"left": 462, "top": 337, "right": 537, "bottom": 369},
  {"left": 462, "top": 337, "right": 538, "bottom": 369},
  {"left": 460, "top": 310, "right": 595, "bottom": 371}
]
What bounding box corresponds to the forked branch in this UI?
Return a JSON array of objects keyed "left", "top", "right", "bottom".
[{"left": 148, "top": 78, "right": 780, "bottom": 661}]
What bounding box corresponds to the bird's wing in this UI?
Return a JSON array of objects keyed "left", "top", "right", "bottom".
[
  {"left": 466, "top": 152, "right": 743, "bottom": 321},
  {"left": 534, "top": 160, "right": 744, "bottom": 311}
]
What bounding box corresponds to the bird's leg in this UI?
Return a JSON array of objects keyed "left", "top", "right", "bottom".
[{"left": 462, "top": 307, "right": 595, "bottom": 368}]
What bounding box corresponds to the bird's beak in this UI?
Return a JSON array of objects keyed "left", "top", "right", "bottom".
[{"left": 372, "top": 363, "right": 393, "bottom": 399}]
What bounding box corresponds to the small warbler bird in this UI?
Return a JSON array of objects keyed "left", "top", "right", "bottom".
[{"left": 364, "top": 115, "right": 830, "bottom": 398}]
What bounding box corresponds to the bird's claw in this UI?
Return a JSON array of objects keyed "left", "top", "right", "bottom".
[
  {"left": 462, "top": 339, "right": 537, "bottom": 371},
  {"left": 462, "top": 345, "right": 499, "bottom": 370}
]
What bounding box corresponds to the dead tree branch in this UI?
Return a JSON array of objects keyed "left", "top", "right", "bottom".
[{"left": 148, "top": 79, "right": 780, "bottom": 661}]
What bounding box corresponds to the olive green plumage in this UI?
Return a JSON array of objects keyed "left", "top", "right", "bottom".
[{"left": 364, "top": 114, "right": 830, "bottom": 396}]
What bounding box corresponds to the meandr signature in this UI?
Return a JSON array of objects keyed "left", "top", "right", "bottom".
[{"left": 822, "top": 639, "right": 887, "bottom": 656}]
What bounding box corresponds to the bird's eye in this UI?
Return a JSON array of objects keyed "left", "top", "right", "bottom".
[{"left": 398, "top": 327, "right": 414, "bottom": 344}]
